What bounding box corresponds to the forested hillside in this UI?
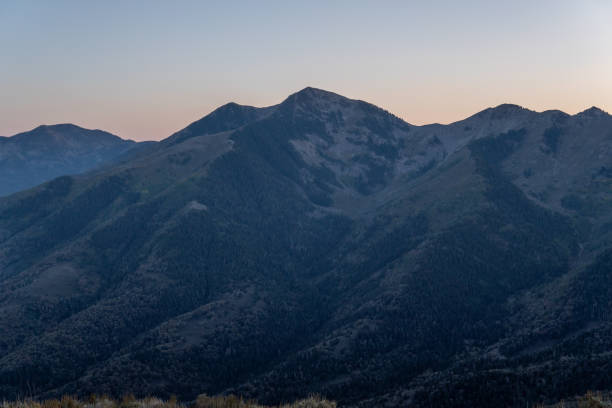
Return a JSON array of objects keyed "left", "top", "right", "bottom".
[{"left": 1, "top": 88, "right": 612, "bottom": 407}]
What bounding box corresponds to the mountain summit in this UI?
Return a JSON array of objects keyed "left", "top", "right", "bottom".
[
  {"left": 577, "top": 106, "right": 609, "bottom": 117},
  {"left": 1, "top": 90, "right": 612, "bottom": 407},
  {"left": 0, "top": 124, "right": 140, "bottom": 196}
]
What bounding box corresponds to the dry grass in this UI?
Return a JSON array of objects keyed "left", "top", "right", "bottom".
[
  {"left": 0, "top": 395, "right": 336, "bottom": 408},
  {"left": 539, "top": 391, "right": 612, "bottom": 407},
  {"left": 576, "top": 391, "right": 612, "bottom": 408},
  {"left": 195, "top": 394, "right": 335, "bottom": 408}
]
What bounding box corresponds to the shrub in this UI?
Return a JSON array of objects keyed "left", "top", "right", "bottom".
[{"left": 2, "top": 394, "right": 336, "bottom": 408}]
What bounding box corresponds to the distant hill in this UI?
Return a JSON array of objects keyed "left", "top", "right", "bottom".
[
  {"left": 0, "top": 124, "right": 143, "bottom": 196},
  {"left": 1, "top": 88, "right": 612, "bottom": 407}
]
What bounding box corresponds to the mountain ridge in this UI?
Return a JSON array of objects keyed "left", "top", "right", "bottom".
[
  {"left": 0, "top": 124, "right": 143, "bottom": 197},
  {"left": 1, "top": 89, "right": 612, "bottom": 407}
]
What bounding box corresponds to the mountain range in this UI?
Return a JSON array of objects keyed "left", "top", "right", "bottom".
[
  {"left": 0, "top": 124, "right": 143, "bottom": 197},
  {"left": 1, "top": 88, "right": 612, "bottom": 407}
]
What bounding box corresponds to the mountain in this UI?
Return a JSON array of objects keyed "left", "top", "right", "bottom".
[
  {"left": 1, "top": 88, "right": 612, "bottom": 407},
  {"left": 0, "top": 124, "right": 142, "bottom": 196}
]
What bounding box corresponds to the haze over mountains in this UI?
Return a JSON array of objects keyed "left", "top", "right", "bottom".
[
  {"left": 1, "top": 88, "right": 612, "bottom": 407},
  {"left": 0, "top": 124, "right": 142, "bottom": 197}
]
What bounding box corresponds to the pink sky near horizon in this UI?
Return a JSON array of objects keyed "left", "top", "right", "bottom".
[{"left": 1, "top": 1, "right": 611, "bottom": 141}]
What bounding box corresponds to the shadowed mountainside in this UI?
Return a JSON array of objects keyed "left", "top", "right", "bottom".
[
  {"left": 1, "top": 88, "right": 612, "bottom": 407},
  {"left": 0, "top": 124, "right": 144, "bottom": 196}
]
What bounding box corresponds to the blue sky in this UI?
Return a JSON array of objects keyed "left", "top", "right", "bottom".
[{"left": 1, "top": 0, "right": 611, "bottom": 140}]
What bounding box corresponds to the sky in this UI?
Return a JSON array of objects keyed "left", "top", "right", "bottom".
[{"left": 1, "top": 0, "right": 611, "bottom": 141}]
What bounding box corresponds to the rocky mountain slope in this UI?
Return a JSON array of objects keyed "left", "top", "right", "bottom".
[
  {"left": 1, "top": 88, "right": 612, "bottom": 407},
  {"left": 0, "top": 124, "right": 142, "bottom": 196}
]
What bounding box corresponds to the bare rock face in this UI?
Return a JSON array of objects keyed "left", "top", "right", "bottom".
[{"left": 1, "top": 88, "right": 612, "bottom": 407}]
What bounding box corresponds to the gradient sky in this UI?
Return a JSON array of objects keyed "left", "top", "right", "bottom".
[{"left": 1, "top": 0, "right": 611, "bottom": 141}]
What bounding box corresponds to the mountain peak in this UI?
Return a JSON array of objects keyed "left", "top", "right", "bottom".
[
  {"left": 469, "top": 103, "right": 533, "bottom": 121},
  {"left": 294, "top": 86, "right": 338, "bottom": 97},
  {"left": 214, "top": 101, "right": 247, "bottom": 111},
  {"left": 490, "top": 103, "right": 530, "bottom": 113},
  {"left": 10, "top": 123, "right": 124, "bottom": 143},
  {"left": 164, "top": 101, "right": 276, "bottom": 145},
  {"left": 283, "top": 87, "right": 347, "bottom": 105},
  {"left": 0, "top": 124, "right": 137, "bottom": 196},
  {"left": 576, "top": 106, "right": 609, "bottom": 117},
  {"left": 33, "top": 123, "right": 85, "bottom": 132}
]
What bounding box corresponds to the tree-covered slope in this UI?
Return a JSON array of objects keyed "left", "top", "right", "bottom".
[{"left": 1, "top": 89, "right": 612, "bottom": 407}]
